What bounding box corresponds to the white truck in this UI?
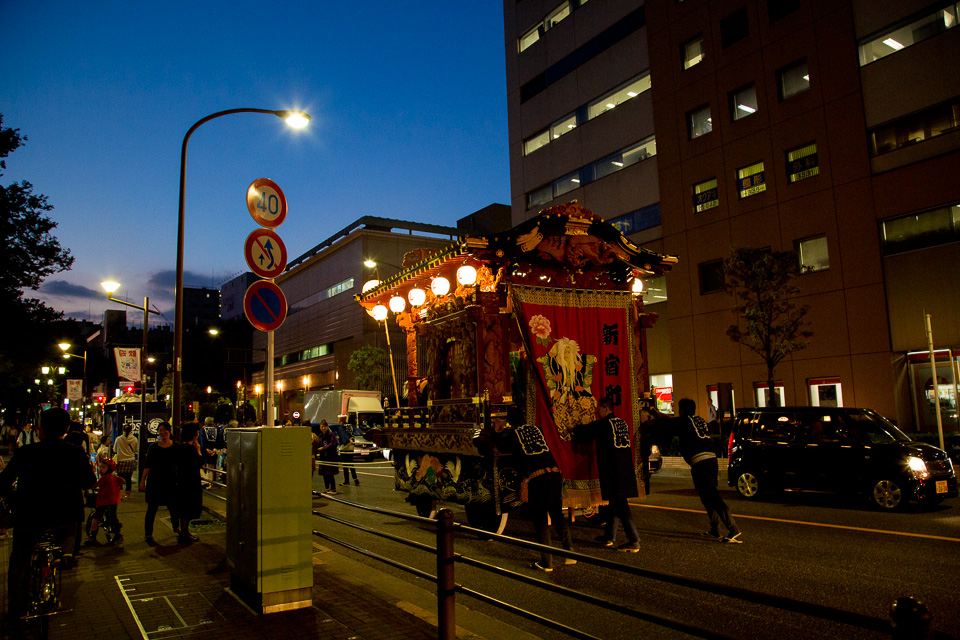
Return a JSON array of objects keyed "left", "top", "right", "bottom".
[{"left": 301, "top": 389, "right": 385, "bottom": 431}]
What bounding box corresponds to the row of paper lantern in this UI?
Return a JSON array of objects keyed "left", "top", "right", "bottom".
[{"left": 368, "top": 265, "right": 479, "bottom": 320}]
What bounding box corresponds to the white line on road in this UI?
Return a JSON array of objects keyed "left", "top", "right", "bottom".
[{"left": 631, "top": 502, "right": 960, "bottom": 543}]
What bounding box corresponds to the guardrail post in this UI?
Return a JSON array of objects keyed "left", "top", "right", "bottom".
[
  {"left": 436, "top": 508, "right": 456, "bottom": 640},
  {"left": 890, "top": 597, "right": 932, "bottom": 639}
]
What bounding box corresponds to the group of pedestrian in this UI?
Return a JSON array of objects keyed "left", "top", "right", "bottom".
[
  {"left": 311, "top": 416, "right": 366, "bottom": 494},
  {"left": 485, "top": 396, "right": 742, "bottom": 573},
  {"left": 139, "top": 421, "right": 203, "bottom": 545}
]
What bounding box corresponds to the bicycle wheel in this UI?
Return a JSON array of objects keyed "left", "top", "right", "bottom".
[{"left": 85, "top": 511, "right": 95, "bottom": 538}]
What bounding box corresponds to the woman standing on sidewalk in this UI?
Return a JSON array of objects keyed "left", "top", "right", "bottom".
[
  {"left": 317, "top": 420, "right": 340, "bottom": 494},
  {"left": 139, "top": 421, "right": 179, "bottom": 545},
  {"left": 174, "top": 423, "right": 202, "bottom": 543},
  {"left": 115, "top": 424, "right": 138, "bottom": 498}
]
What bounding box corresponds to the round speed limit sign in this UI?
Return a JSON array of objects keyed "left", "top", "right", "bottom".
[{"left": 246, "top": 178, "right": 288, "bottom": 228}]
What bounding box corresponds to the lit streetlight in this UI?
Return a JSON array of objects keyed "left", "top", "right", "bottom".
[
  {"left": 173, "top": 108, "right": 310, "bottom": 429},
  {"left": 59, "top": 342, "right": 88, "bottom": 422},
  {"left": 102, "top": 280, "right": 159, "bottom": 448}
]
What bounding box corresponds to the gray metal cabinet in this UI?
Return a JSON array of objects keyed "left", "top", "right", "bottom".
[{"left": 225, "top": 427, "right": 313, "bottom": 613}]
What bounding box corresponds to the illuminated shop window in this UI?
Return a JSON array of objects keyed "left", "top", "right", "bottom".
[
  {"left": 755, "top": 382, "right": 785, "bottom": 407},
  {"left": 694, "top": 178, "right": 719, "bottom": 212},
  {"left": 737, "top": 161, "right": 766, "bottom": 198},
  {"left": 786, "top": 142, "right": 819, "bottom": 182}
]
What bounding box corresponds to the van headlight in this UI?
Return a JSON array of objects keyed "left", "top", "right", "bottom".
[{"left": 907, "top": 456, "right": 930, "bottom": 479}]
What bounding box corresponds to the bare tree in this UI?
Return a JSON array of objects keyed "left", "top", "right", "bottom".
[{"left": 724, "top": 246, "right": 813, "bottom": 407}]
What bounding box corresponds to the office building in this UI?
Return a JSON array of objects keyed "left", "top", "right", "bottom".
[{"left": 503, "top": 0, "right": 960, "bottom": 429}]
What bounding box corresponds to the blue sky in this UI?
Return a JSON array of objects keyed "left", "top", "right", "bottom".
[{"left": 1, "top": 2, "right": 509, "bottom": 325}]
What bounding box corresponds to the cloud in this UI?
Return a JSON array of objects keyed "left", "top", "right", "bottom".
[
  {"left": 146, "top": 269, "right": 212, "bottom": 300},
  {"left": 41, "top": 280, "right": 103, "bottom": 300}
]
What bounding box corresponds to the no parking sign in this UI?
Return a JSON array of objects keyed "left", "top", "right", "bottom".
[{"left": 243, "top": 280, "right": 288, "bottom": 332}]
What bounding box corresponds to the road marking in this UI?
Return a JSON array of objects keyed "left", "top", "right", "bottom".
[{"left": 631, "top": 502, "right": 960, "bottom": 543}]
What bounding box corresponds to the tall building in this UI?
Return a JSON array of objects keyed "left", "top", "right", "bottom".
[{"left": 503, "top": 0, "right": 960, "bottom": 429}]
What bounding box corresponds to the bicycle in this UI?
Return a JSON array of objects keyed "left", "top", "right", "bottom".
[
  {"left": 23, "top": 531, "right": 66, "bottom": 639},
  {"left": 84, "top": 505, "right": 122, "bottom": 545}
]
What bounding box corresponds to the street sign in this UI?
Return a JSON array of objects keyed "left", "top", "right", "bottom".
[
  {"left": 246, "top": 178, "right": 287, "bottom": 228},
  {"left": 243, "top": 280, "right": 288, "bottom": 332},
  {"left": 244, "top": 228, "right": 288, "bottom": 279}
]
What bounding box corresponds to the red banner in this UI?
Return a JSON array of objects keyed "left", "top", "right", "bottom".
[{"left": 512, "top": 286, "right": 636, "bottom": 508}]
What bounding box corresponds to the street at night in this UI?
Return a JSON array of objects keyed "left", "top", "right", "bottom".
[{"left": 309, "top": 460, "right": 960, "bottom": 640}]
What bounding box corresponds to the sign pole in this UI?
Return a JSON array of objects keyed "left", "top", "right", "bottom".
[{"left": 265, "top": 329, "right": 275, "bottom": 427}]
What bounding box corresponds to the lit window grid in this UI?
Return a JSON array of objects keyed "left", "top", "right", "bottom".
[
  {"left": 868, "top": 97, "right": 960, "bottom": 157},
  {"left": 523, "top": 72, "right": 652, "bottom": 156},
  {"left": 858, "top": 3, "right": 959, "bottom": 66},
  {"left": 525, "top": 136, "right": 657, "bottom": 209},
  {"left": 519, "top": 0, "right": 576, "bottom": 52}
]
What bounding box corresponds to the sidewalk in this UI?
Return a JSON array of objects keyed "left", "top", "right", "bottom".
[{"left": 1, "top": 485, "right": 537, "bottom": 640}]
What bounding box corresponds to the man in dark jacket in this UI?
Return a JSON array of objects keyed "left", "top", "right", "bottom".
[
  {"left": 0, "top": 408, "right": 97, "bottom": 617},
  {"left": 496, "top": 406, "right": 575, "bottom": 572},
  {"left": 573, "top": 397, "right": 641, "bottom": 552},
  {"left": 672, "top": 398, "right": 741, "bottom": 543}
]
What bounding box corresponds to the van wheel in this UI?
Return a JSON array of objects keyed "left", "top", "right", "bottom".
[
  {"left": 870, "top": 479, "right": 905, "bottom": 511},
  {"left": 735, "top": 472, "right": 761, "bottom": 499}
]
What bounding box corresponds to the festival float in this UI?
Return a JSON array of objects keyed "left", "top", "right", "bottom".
[{"left": 356, "top": 202, "right": 676, "bottom": 531}]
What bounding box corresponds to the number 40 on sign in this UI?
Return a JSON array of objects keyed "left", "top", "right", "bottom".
[{"left": 246, "top": 178, "right": 287, "bottom": 228}]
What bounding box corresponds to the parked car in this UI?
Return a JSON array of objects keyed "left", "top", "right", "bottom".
[{"left": 728, "top": 406, "right": 958, "bottom": 510}]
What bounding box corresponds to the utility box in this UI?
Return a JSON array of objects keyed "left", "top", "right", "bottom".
[{"left": 225, "top": 427, "right": 313, "bottom": 613}]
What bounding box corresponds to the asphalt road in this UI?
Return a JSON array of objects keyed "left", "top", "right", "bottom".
[{"left": 310, "top": 461, "right": 960, "bottom": 640}]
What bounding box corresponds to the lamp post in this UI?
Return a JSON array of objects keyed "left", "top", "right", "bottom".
[
  {"left": 364, "top": 260, "right": 403, "bottom": 410},
  {"left": 102, "top": 281, "right": 158, "bottom": 454},
  {"left": 172, "top": 108, "right": 310, "bottom": 430},
  {"left": 58, "top": 342, "right": 87, "bottom": 422}
]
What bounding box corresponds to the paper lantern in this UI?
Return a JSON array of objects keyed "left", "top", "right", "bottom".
[
  {"left": 372, "top": 304, "right": 388, "bottom": 321},
  {"left": 362, "top": 279, "right": 381, "bottom": 293},
  {"left": 456, "top": 265, "right": 477, "bottom": 285},
  {"left": 389, "top": 295, "right": 406, "bottom": 313},
  {"left": 408, "top": 288, "right": 426, "bottom": 307},
  {"left": 632, "top": 278, "right": 644, "bottom": 294},
  {"left": 431, "top": 276, "right": 450, "bottom": 296}
]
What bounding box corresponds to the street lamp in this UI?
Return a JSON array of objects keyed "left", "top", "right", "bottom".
[
  {"left": 59, "top": 342, "right": 88, "bottom": 422},
  {"left": 172, "top": 108, "right": 310, "bottom": 429},
  {"left": 102, "top": 281, "right": 159, "bottom": 452}
]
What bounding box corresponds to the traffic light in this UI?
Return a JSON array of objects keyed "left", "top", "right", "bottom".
[{"left": 96, "top": 395, "right": 105, "bottom": 403}]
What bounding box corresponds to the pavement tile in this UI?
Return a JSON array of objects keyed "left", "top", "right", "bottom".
[{"left": 0, "top": 489, "right": 450, "bottom": 640}]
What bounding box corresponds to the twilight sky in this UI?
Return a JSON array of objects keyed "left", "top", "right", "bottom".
[{"left": 1, "top": 2, "right": 509, "bottom": 326}]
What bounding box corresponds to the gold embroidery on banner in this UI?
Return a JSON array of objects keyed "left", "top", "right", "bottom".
[{"left": 510, "top": 285, "right": 633, "bottom": 310}]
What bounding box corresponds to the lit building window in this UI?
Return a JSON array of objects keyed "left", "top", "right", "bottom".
[
  {"left": 609, "top": 203, "right": 661, "bottom": 235},
  {"left": 524, "top": 72, "right": 651, "bottom": 155},
  {"left": 786, "top": 142, "right": 819, "bottom": 182},
  {"left": 694, "top": 178, "right": 719, "bottom": 212},
  {"left": 587, "top": 72, "right": 652, "bottom": 119},
  {"left": 688, "top": 105, "right": 713, "bottom": 139},
  {"left": 554, "top": 170, "right": 582, "bottom": 198},
  {"left": 518, "top": 0, "right": 580, "bottom": 52},
  {"left": 737, "top": 161, "right": 766, "bottom": 198},
  {"left": 732, "top": 84, "right": 758, "bottom": 120},
  {"left": 755, "top": 382, "right": 785, "bottom": 407},
  {"left": 778, "top": 59, "right": 809, "bottom": 100},
  {"left": 809, "top": 378, "right": 842, "bottom": 407},
  {"left": 527, "top": 184, "right": 553, "bottom": 209},
  {"left": 797, "top": 236, "right": 829, "bottom": 272},
  {"left": 683, "top": 36, "right": 705, "bottom": 69},
  {"left": 858, "top": 3, "right": 960, "bottom": 66},
  {"left": 868, "top": 97, "right": 960, "bottom": 157},
  {"left": 880, "top": 202, "right": 960, "bottom": 255}
]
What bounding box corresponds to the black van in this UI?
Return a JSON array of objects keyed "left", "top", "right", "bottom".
[{"left": 727, "top": 406, "right": 958, "bottom": 510}]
